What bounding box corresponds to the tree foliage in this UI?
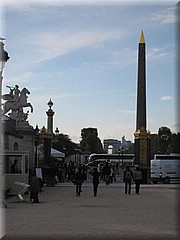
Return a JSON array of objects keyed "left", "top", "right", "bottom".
[
  {"left": 80, "top": 127, "right": 104, "bottom": 154},
  {"left": 52, "top": 133, "right": 78, "bottom": 157},
  {"left": 150, "top": 126, "right": 179, "bottom": 155},
  {"left": 158, "top": 126, "right": 172, "bottom": 153}
]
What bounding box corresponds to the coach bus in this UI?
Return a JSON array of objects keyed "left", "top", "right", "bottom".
[{"left": 88, "top": 153, "right": 134, "bottom": 166}]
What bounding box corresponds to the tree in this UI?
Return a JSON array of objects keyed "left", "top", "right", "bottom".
[
  {"left": 171, "top": 132, "right": 180, "bottom": 153},
  {"left": 80, "top": 127, "right": 103, "bottom": 154},
  {"left": 158, "top": 126, "right": 172, "bottom": 154},
  {"left": 150, "top": 134, "right": 159, "bottom": 157},
  {"left": 52, "top": 133, "right": 78, "bottom": 157}
]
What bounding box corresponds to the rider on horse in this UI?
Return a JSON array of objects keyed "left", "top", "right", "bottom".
[
  {"left": 2, "top": 86, "right": 33, "bottom": 116},
  {"left": 6, "top": 85, "right": 20, "bottom": 105}
]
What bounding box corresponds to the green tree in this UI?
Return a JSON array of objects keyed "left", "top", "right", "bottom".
[
  {"left": 150, "top": 130, "right": 180, "bottom": 156},
  {"left": 52, "top": 133, "right": 78, "bottom": 157},
  {"left": 171, "top": 132, "right": 180, "bottom": 153},
  {"left": 150, "top": 133, "right": 159, "bottom": 156},
  {"left": 158, "top": 126, "right": 172, "bottom": 154},
  {"left": 80, "top": 127, "right": 103, "bottom": 154}
]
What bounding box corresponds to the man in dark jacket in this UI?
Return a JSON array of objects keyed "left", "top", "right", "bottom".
[
  {"left": 30, "top": 173, "right": 41, "bottom": 203},
  {"left": 74, "top": 168, "right": 84, "bottom": 196},
  {"left": 102, "top": 162, "right": 111, "bottom": 185},
  {"left": 133, "top": 166, "right": 142, "bottom": 194},
  {"left": 123, "top": 166, "right": 134, "bottom": 194}
]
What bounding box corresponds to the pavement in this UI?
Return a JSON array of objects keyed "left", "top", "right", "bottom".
[{"left": 1, "top": 180, "right": 180, "bottom": 240}]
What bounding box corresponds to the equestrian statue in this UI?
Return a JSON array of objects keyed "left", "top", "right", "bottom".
[{"left": 2, "top": 85, "right": 33, "bottom": 122}]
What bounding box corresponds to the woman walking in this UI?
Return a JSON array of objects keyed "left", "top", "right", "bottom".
[
  {"left": 74, "top": 168, "right": 84, "bottom": 196},
  {"left": 92, "top": 167, "right": 100, "bottom": 197},
  {"left": 133, "top": 166, "right": 142, "bottom": 194}
]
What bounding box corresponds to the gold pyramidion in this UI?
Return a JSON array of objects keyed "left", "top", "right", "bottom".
[{"left": 139, "top": 30, "right": 145, "bottom": 43}]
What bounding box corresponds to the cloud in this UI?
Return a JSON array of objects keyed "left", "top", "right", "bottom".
[
  {"left": 147, "top": 48, "right": 169, "bottom": 61},
  {"left": 101, "top": 47, "right": 137, "bottom": 69},
  {"left": 160, "top": 96, "right": 173, "bottom": 101},
  {"left": 147, "top": 43, "right": 176, "bottom": 63},
  {"left": 117, "top": 110, "right": 135, "bottom": 115},
  {"left": 3, "top": 72, "right": 33, "bottom": 86},
  {"left": 151, "top": 7, "right": 177, "bottom": 24},
  {"left": 20, "top": 29, "right": 124, "bottom": 64}
]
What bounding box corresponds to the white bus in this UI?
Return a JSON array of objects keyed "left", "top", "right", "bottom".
[{"left": 150, "top": 154, "right": 180, "bottom": 184}]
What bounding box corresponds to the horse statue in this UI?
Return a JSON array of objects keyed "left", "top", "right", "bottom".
[{"left": 2, "top": 87, "right": 33, "bottom": 115}]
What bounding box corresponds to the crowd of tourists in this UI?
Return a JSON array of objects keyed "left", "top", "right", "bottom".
[
  {"left": 28, "top": 161, "right": 142, "bottom": 203},
  {"left": 56, "top": 162, "right": 87, "bottom": 183},
  {"left": 55, "top": 161, "right": 119, "bottom": 185}
]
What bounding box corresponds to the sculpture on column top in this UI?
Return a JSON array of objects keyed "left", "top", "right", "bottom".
[{"left": 2, "top": 85, "right": 33, "bottom": 122}]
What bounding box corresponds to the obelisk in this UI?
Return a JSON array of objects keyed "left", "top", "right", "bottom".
[
  {"left": 136, "top": 31, "right": 146, "bottom": 131},
  {"left": 134, "top": 31, "right": 151, "bottom": 182}
]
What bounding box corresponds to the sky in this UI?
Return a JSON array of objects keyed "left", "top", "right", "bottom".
[{"left": 0, "top": 0, "right": 179, "bottom": 144}]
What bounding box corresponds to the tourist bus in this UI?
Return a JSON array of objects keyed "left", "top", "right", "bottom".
[{"left": 88, "top": 153, "right": 134, "bottom": 167}]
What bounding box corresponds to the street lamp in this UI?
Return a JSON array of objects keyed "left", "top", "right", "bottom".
[
  {"left": 34, "top": 125, "right": 39, "bottom": 168},
  {"left": 121, "top": 146, "right": 124, "bottom": 166},
  {"left": 75, "top": 148, "right": 81, "bottom": 164},
  {"left": 55, "top": 127, "right": 59, "bottom": 135},
  {"left": 160, "top": 134, "right": 169, "bottom": 154}
]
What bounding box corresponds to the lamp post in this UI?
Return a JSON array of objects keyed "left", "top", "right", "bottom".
[
  {"left": 121, "top": 146, "right": 124, "bottom": 167},
  {"left": 34, "top": 125, "right": 39, "bottom": 168},
  {"left": 55, "top": 127, "right": 59, "bottom": 136},
  {"left": 75, "top": 148, "right": 81, "bottom": 164},
  {"left": 63, "top": 145, "right": 66, "bottom": 163},
  {"left": 118, "top": 148, "right": 121, "bottom": 164},
  {"left": 160, "top": 134, "right": 169, "bottom": 154}
]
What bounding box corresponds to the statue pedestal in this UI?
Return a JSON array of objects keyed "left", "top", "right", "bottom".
[
  {"left": 16, "top": 121, "right": 35, "bottom": 170},
  {"left": 134, "top": 128, "right": 151, "bottom": 183}
]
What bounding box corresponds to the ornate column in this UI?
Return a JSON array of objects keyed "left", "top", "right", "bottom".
[
  {"left": 46, "top": 99, "right": 54, "bottom": 137},
  {"left": 44, "top": 99, "right": 54, "bottom": 165}
]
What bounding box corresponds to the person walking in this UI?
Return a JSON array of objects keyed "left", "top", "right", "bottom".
[
  {"left": 123, "top": 166, "right": 134, "bottom": 194},
  {"left": 74, "top": 168, "right": 84, "bottom": 196},
  {"left": 102, "top": 162, "right": 111, "bottom": 185},
  {"left": 133, "top": 166, "right": 142, "bottom": 194},
  {"left": 29, "top": 173, "right": 41, "bottom": 203},
  {"left": 92, "top": 167, "right": 100, "bottom": 197}
]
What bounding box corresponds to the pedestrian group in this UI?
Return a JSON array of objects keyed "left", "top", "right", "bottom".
[
  {"left": 28, "top": 163, "right": 142, "bottom": 203},
  {"left": 74, "top": 164, "right": 142, "bottom": 197}
]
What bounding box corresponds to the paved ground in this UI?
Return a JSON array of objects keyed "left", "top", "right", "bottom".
[{"left": 1, "top": 181, "right": 180, "bottom": 240}]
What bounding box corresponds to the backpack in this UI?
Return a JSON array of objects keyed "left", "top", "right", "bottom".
[{"left": 125, "top": 170, "right": 132, "bottom": 180}]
